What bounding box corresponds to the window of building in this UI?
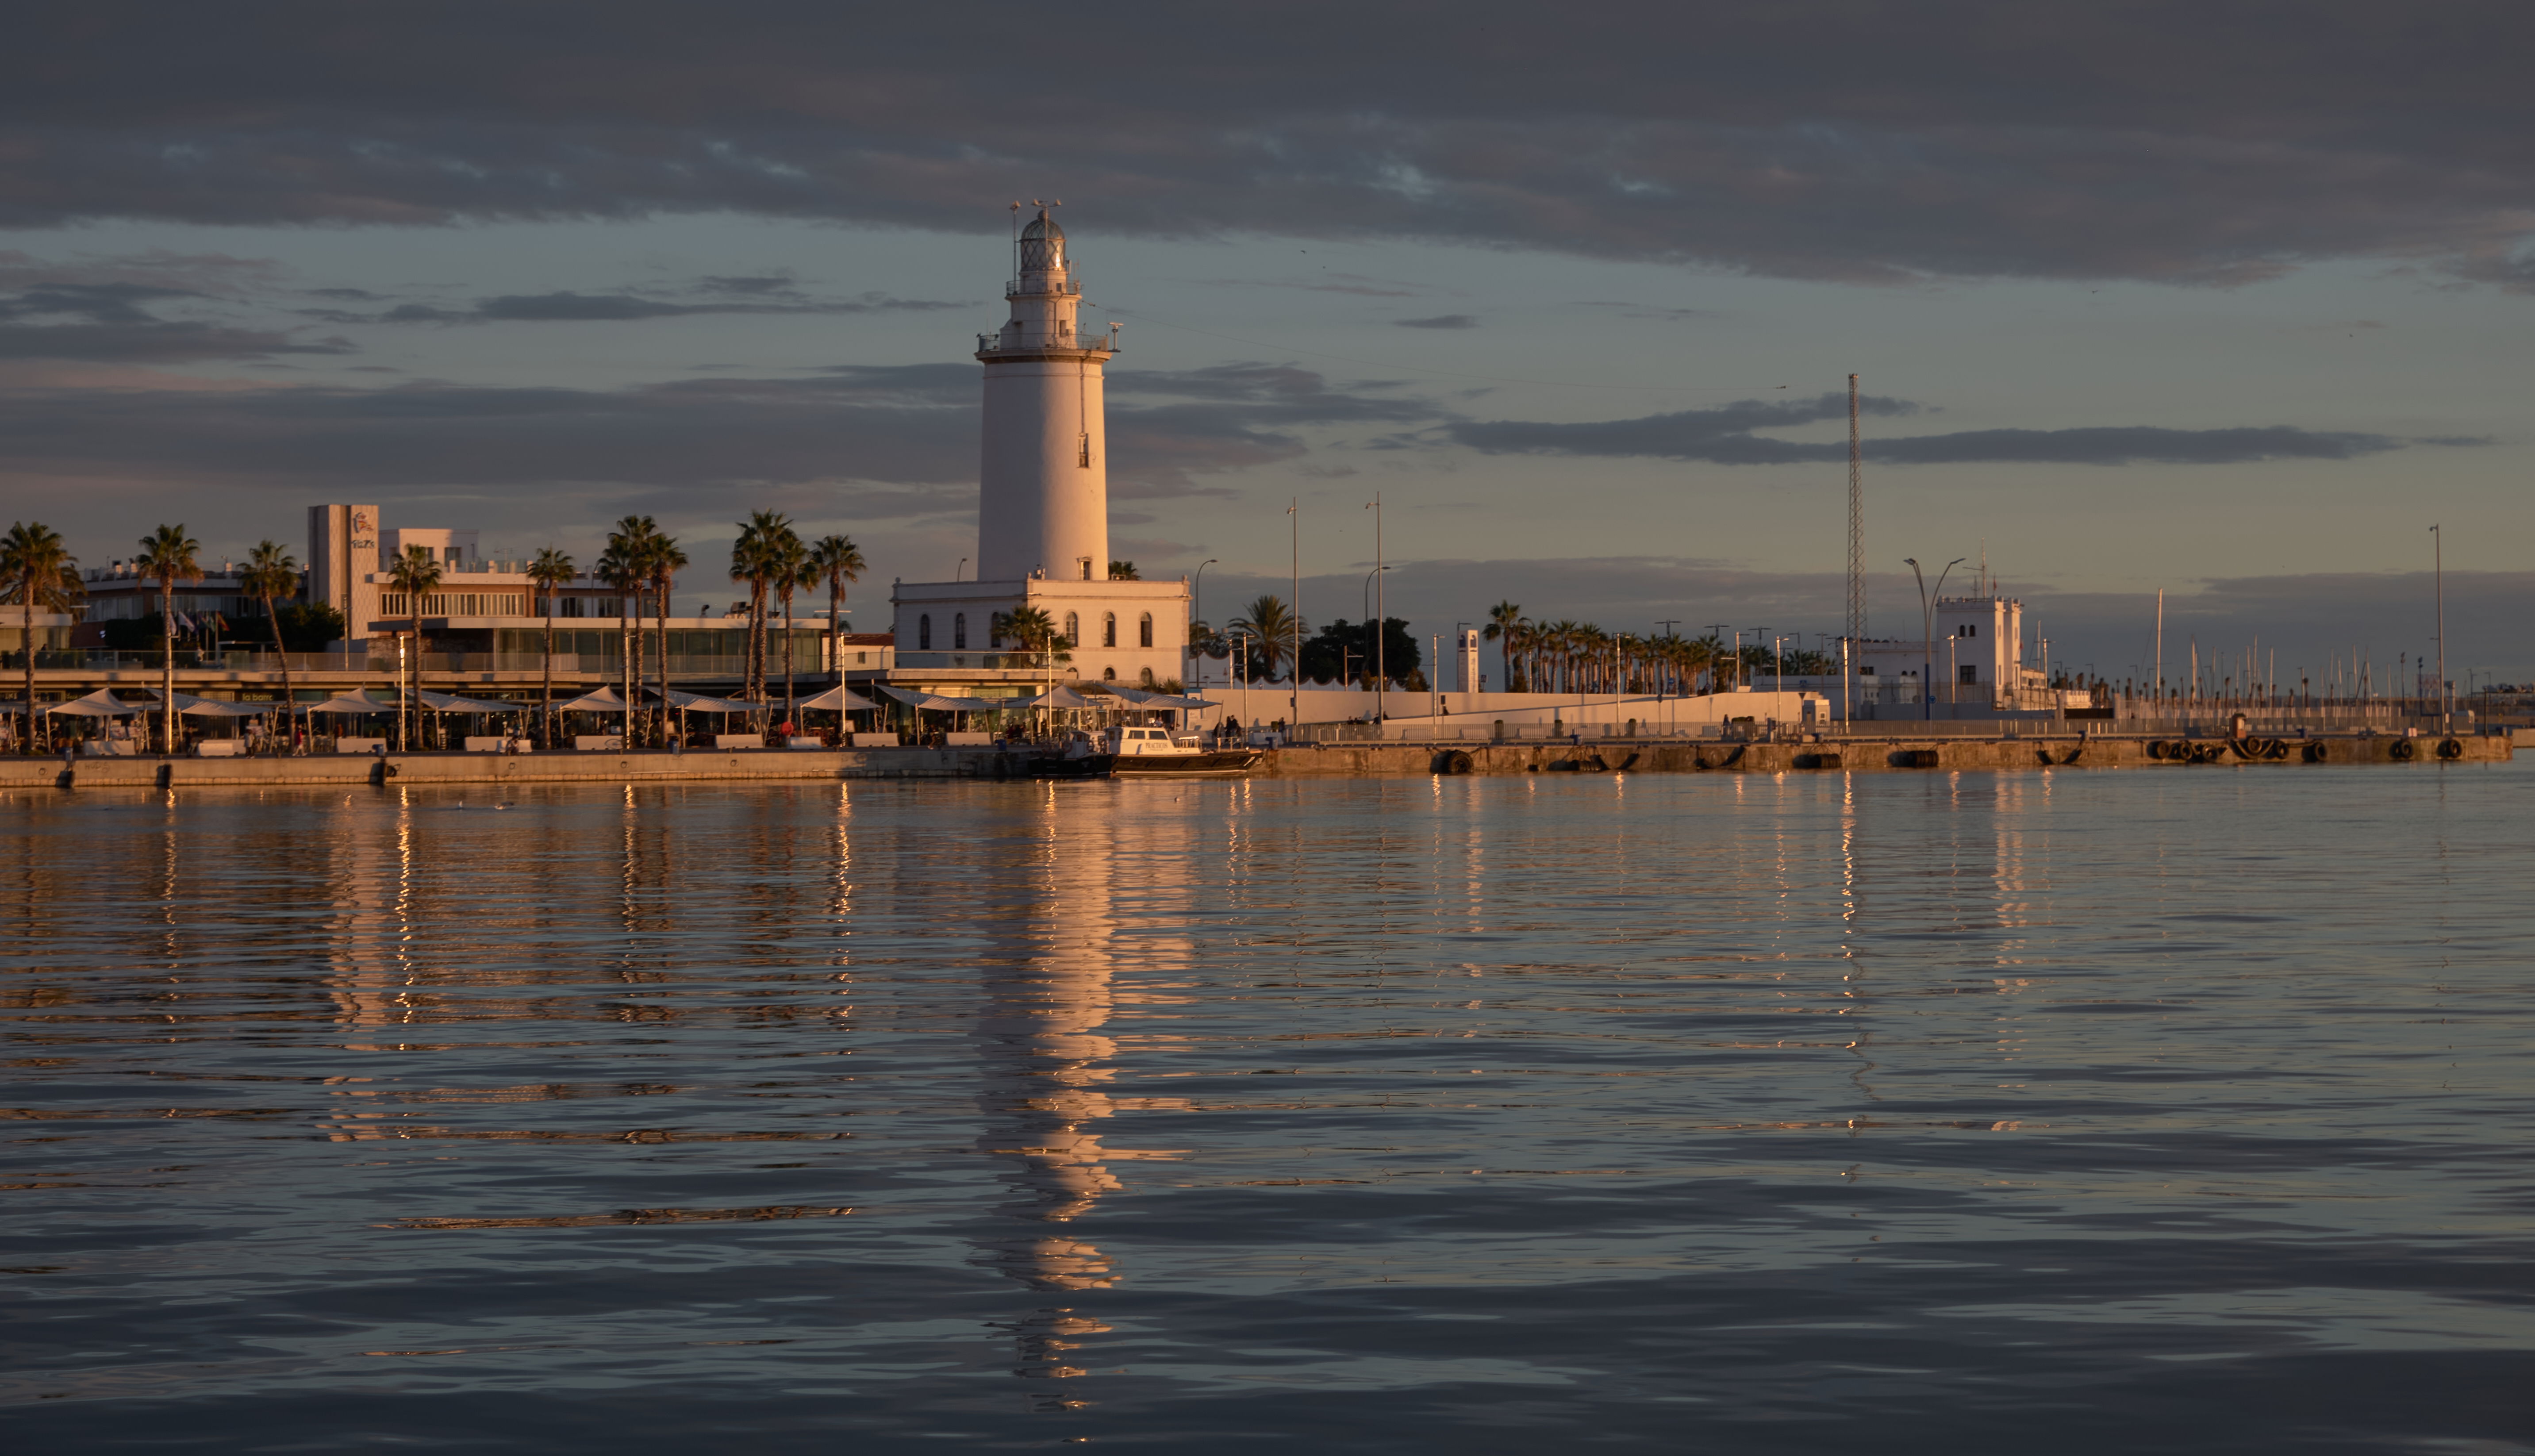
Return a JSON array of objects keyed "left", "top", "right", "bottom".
[
  {"left": 1140, "top": 666, "right": 1156, "bottom": 687},
  {"left": 918, "top": 614, "right": 932, "bottom": 650},
  {"left": 1960, "top": 623, "right": 1977, "bottom": 637},
  {"left": 1063, "top": 612, "right": 1079, "bottom": 647},
  {"left": 560, "top": 597, "right": 583, "bottom": 618},
  {"left": 1102, "top": 612, "right": 1117, "bottom": 648},
  {"left": 1102, "top": 666, "right": 1116, "bottom": 681},
  {"left": 1860, "top": 665, "right": 1877, "bottom": 675},
  {"left": 1138, "top": 612, "right": 1153, "bottom": 648},
  {"left": 954, "top": 612, "right": 967, "bottom": 649},
  {"left": 1959, "top": 665, "right": 1979, "bottom": 684}
]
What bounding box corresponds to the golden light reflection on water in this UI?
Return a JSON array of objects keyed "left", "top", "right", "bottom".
[{"left": 7, "top": 769, "right": 2532, "bottom": 1437}]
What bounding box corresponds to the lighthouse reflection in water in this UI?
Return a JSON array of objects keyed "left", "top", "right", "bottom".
[{"left": 6, "top": 770, "right": 2531, "bottom": 1450}]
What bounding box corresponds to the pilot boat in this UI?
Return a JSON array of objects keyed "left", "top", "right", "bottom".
[{"left": 1063, "top": 725, "right": 1262, "bottom": 776}]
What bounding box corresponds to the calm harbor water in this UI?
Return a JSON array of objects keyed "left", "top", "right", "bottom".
[{"left": 2, "top": 767, "right": 2530, "bottom": 1452}]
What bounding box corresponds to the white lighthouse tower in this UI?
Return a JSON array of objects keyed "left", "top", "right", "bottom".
[
  {"left": 884, "top": 208, "right": 1191, "bottom": 708},
  {"left": 978, "top": 208, "right": 1117, "bottom": 582}
]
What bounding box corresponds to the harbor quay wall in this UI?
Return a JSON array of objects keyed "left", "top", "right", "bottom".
[
  {"left": 1259, "top": 733, "right": 2513, "bottom": 777},
  {"left": 0, "top": 730, "right": 2509, "bottom": 792}
]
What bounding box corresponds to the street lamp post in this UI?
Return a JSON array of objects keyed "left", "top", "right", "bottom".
[
  {"left": 1905, "top": 556, "right": 1965, "bottom": 722},
  {"left": 2432, "top": 524, "right": 2446, "bottom": 730},
  {"left": 1361, "top": 565, "right": 1391, "bottom": 714},
  {"left": 1193, "top": 557, "right": 1218, "bottom": 691}
]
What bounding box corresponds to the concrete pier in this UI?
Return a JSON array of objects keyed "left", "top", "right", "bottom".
[{"left": 0, "top": 730, "right": 2509, "bottom": 792}]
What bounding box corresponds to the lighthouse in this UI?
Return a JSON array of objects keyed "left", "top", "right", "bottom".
[
  {"left": 977, "top": 208, "right": 1117, "bottom": 582},
  {"left": 883, "top": 208, "right": 1191, "bottom": 708}
]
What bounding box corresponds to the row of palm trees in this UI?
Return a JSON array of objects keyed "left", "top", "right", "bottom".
[
  {"left": 1483, "top": 602, "right": 1762, "bottom": 697},
  {"left": 2, "top": 520, "right": 320, "bottom": 753},
  {"left": 4, "top": 511, "right": 871, "bottom": 754},
  {"left": 509, "top": 512, "right": 864, "bottom": 747}
]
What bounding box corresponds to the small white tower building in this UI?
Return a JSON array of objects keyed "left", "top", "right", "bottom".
[
  {"left": 977, "top": 209, "right": 1118, "bottom": 583},
  {"left": 885, "top": 209, "right": 1191, "bottom": 707}
]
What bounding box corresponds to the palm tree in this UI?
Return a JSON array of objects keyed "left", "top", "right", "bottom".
[
  {"left": 596, "top": 538, "right": 643, "bottom": 748},
  {"left": 604, "top": 518, "right": 662, "bottom": 746},
  {"left": 526, "top": 547, "right": 576, "bottom": 746},
  {"left": 1229, "top": 595, "right": 1302, "bottom": 682},
  {"left": 729, "top": 511, "right": 789, "bottom": 727},
  {"left": 647, "top": 532, "right": 687, "bottom": 747},
  {"left": 134, "top": 524, "right": 202, "bottom": 755},
  {"left": 992, "top": 605, "right": 1071, "bottom": 736},
  {"left": 1484, "top": 601, "right": 1524, "bottom": 693},
  {"left": 240, "top": 541, "right": 300, "bottom": 749},
  {"left": 806, "top": 534, "right": 865, "bottom": 686},
  {"left": 771, "top": 526, "right": 810, "bottom": 730},
  {"left": 384, "top": 545, "right": 443, "bottom": 750},
  {"left": 1, "top": 522, "right": 81, "bottom": 754}
]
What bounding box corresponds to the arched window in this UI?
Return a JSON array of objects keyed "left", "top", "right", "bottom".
[
  {"left": 1138, "top": 612, "right": 1153, "bottom": 648},
  {"left": 918, "top": 614, "right": 931, "bottom": 650},
  {"left": 953, "top": 612, "right": 967, "bottom": 649},
  {"left": 1102, "top": 612, "right": 1117, "bottom": 648},
  {"left": 1140, "top": 666, "right": 1156, "bottom": 687},
  {"left": 1063, "top": 612, "right": 1079, "bottom": 647},
  {"left": 1961, "top": 622, "right": 1978, "bottom": 638},
  {"left": 1102, "top": 666, "right": 1116, "bottom": 681}
]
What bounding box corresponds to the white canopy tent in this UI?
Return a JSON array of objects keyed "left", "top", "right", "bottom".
[
  {"left": 1109, "top": 686, "right": 1219, "bottom": 711},
  {"left": 877, "top": 685, "right": 1006, "bottom": 714},
  {"left": 417, "top": 690, "right": 524, "bottom": 714},
  {"left": 1018, "top": 684, "right": 1110, "bottom": 710},
  {"left": 45, "top": 688, "right": 146, "bottom": 717},
  {"left": 795, "top": 684, "right": 878, "bottom": 713},
  {"left": 655, "top": 687, "right": 763, "bottom": 715},
  {"left": 553, "top": 686, "right": 631, "bottom": 715},
  {"left": 307, "top": 692, "right": 397, "bottom": 715}
]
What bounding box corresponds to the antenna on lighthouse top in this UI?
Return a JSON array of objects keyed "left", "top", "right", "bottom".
[{"left": 1010, "top": 200, "right": 1022, "bottom": 277}]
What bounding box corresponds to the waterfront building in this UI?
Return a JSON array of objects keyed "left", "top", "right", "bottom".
[
  {"left": 1848, "top": 591, "right": 2040, "bottom": 711},
  {"left": 880, "top": 210, "right": 1190, "bottom": 707}
]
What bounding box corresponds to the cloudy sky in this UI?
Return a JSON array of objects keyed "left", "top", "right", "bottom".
[{"left": 4, "top": 2, "right": 2529, "bottom": 685}]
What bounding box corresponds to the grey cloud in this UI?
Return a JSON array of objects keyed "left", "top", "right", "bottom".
[
  {"left": 0, "top": 281, "right": 353, "bottom": 361},
  {"left": 1450, "top": 393, "right": 2460, "bottom": 466},
  {"left": 1394, "top": 314, "right": 1478, "bottom": 330},
  {"left": 330, "top": 288, "right": 963, "bottom": 325},
  {"left": 0, "top": 361, "right": 1406, "bottom": 551},
  {"left": 0, "top": 5, "right": 2528, "bottom": 285}
]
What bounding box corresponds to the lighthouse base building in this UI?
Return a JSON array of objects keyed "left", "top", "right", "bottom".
[{"left": 880, "top": 209, "right": 1190, "bottom": 707}]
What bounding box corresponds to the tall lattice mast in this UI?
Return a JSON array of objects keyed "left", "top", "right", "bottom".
[{"left": 1846, "top": 373, "right": 1866, "bottom": 640}]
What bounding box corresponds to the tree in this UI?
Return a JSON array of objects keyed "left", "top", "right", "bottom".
[
  {"left": 647, "top": 530, "right": 688, "bottom": 745},
  {"left": 1107, "top": 560, "right": 1139, "bottom": 580},
  {"left": 1229, "top": 595, "right": 1302, "bottom": 682},
  {"left": 729, "top": 510, "right": 790, "bottom": 726},
  {"left": 240, "top": 540, "right": 301, "bottom": 749},
  {"left": 771, "top": 526, "right": 810, "bottom": 730},
  {"left": 384, "top": 544, "right": 443, "bottom": 750},
  {"left": 992, "top": 605, "right": 1070, "bottom": 735},
  {"left": 135, "top": 524, "right": 202, "bottom": 755},
  {"left": 1300, "top": 618, "right": 1421, "bottom": 686},
  {"left": 596, "top": 536, "right": 644, "bottom": 748},
  {"left": 604, "top": 517, "right": 665, "bottom": 746},
  {"left": 527, "top": 547, "right": 576, "bottom": 746},
  {"left": 806, "top": 534, "right": 865, "bottom": 686},
  {"left": 1484, "top": 601, "right": 1525, "bottom": 693},
  {"left": 1, "top": 522, "right": 81, "bottom": 753}
]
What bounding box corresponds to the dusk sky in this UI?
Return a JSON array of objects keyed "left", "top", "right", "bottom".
[{"left": 4, "top": 3, "right": 2528, "bottom": 684}]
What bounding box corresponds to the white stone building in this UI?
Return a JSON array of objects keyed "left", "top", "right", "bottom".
[{"left": 884, "top": 210, "right": 1189, "bottom": 700}]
